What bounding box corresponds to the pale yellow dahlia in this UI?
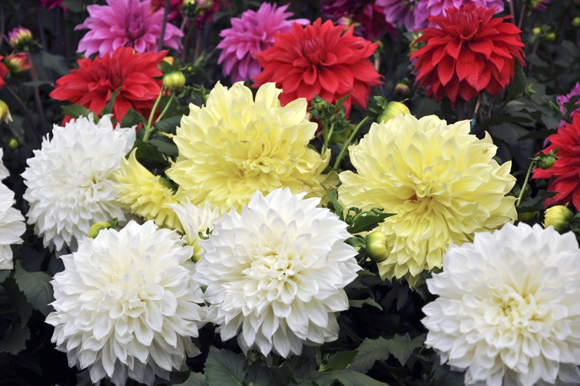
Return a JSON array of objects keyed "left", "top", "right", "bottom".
[
  {"left": 114, "top": 150, "right": 185, "bottom": 230},
  {"left": 338, "top": 114, "right": 517, "bottom": 287},
  {"left": 165, "top": 81, "right": 331, "bottom": 212}
]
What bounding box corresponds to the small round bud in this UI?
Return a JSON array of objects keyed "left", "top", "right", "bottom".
[
  {"left": 366, "top": 230, "right": 389, "bottom": 262},
  {"left": 163, "top": 71, "right": 186, "bottom": 91},
  {"left": 545, "top": 32, "right": 556, "bottom": 42},
  {"left": 4, "top": 53, "right": 30, "bottom": 75},
  {"left": 572, "top": 17, "right": 580, "bottom": 28},
  {"left": 7, "top": 26, "right": 33, "bottom": 50},
  {"left": 394, "top": 83, "right": 410, "bottom": 96},
  {"left": 377, "top": 101, "right": 411, "bottom": 123},
  {"left": 544, "top": 205, "right": 574, "bottom": 232},
  {"left": 87, "top": 221, "right": 113, "bottom": 239},
  {"left": 7, "top": 138, "right": 18, "bottom": 150},
  {"left": 0, "top": 100, "right": 12, "bottom": 123},
  {"left": 532, "top": 27, "right": 542, "bottom": 35},
  {"left": 537, "top": 154, "right": 557, "bottom": 170}
]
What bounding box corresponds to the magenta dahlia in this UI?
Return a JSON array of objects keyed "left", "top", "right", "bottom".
[
  {"left": 558, "top": 82, "right": 580, "bottom": 115},
  {"left": 217, "top": 3, "right": 307, "bottom": 83},
  {"left": 321, "top": 0, "right": 394, "bottom": 40},
  {"left": 375, "top": 0, "right": 419, "bottom": 31},
  {"left": 414, "top": 0, "right": 505, "bottom": 29},
  {"left": 76, "top": 0, "right": 183, "bottom": 57}
]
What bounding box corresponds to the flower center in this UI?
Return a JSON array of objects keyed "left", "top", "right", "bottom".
[{"left": 486, "top": 287, "right": 551, "bottom": 330}]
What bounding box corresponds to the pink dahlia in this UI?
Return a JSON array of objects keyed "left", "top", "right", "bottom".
[
  {"left": 375, "top": 0, "right": 419, "bottom": 31},
  {"left": 321, "top": 0, "right": 395, "bottom": 40},
  {"left": 414, "top": 0, "right": 505, "bottom": 29},
  {"left": 217, "top": 3, "right": 307, "bottom": 83},
  {"left": 76, "top": 0, "right": 183, "bottom": 57},
  {"left": 558, "top": 82, "right": 580, "bottom": 115}
]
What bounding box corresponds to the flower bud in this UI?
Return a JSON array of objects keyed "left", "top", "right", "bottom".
[
  {"left": 537, "top": 153, "right": 557, "bottom": 170},
  {"left": 377, "top": 101, "right": 411, "bottom": 123},
  {"left": 163, "top": 71, "right": 186, "bottom": 91},
  {"left": 366, "top": 230, "right": 389, "bottom": 262},
  {"left": 532, "top": 27, "right": 542, "bottom": 35},
  {"left": 87, "top": 221, "right": 113, "bottom": 239},
  {"left": 6, "top": 26, "right": 33, "bottom": 50},
  {"left": 394, "top": 83, "right": 410, "bottom": 96},
  {"left": 4, "top": 53, "right": 30, "bottom": 75},
  {"left": 573, "top": 17, "right": 580, "bottom": 28},
  {"left": 7, "top": 138, "right": 18, "bottom": 150},
  {"left": 544, "top": 205, "right": 573, "bottom": 232},
  {"left": 0, "top": 100, "right": 12, "bottom": 123},
  {"left": 545, "top": 32, "right": 556, "bottom": 42}
]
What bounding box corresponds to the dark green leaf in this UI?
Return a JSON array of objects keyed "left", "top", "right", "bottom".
[
  {"left": 204, "top": 347, "right": 248, "bottom": 386},
  {"left": 347, "top": 210, "right": 391, "bottom": 234},
  {"left": 175, "top": 372, "right": 207, "bottom": 386},
  {"left": 102, "top": 88, "right": 121, "bottom": 116},
  {"left": 149, "top": 138, "right": 178, "bottom": 157},
  {"left": 0, "top": 270, "right": 10, "bottom": 283},
  {"left": 14, "top": 263, "right": 54, "bottom": 316},
  {"left": 245, "top": 362, "right": 271, "bottom": 386},
  {"left": 314, "top": 370, "right": 388, "bottom": 386},
  {"left": 517, "top": 190, "right": 557, "bottom": 212},
  {"left": 386, "top": 334, "right": 425, "bottom": 366},
  {"left": 154, "top": 115, "right": 181, "bottom": 133},
  {"left": 321, "top": 185, "right": 344, "bottom": 220},
  {"left": 40, "top": 51, "right": 70, "bottom": 75},
  {"left": 508, "top": 66, "right": 527, "bottom": 98},
  {"left": 121, "top": 109, "right": 147, "bottom": 128},
  {"left": 349, "top": 337, "right": 392, "bottom": 374},
  {"left": 0, "top": 324, "right": 30, "bottom": 355},
  {"left": 323, "top": 351, "right": 359, "bottom": 371},
  {"left": 132, "top": 139, "right": 168, "bottom": 164},
  {"left": 349, "top": 298, "right": 383, "bottom": 311}
]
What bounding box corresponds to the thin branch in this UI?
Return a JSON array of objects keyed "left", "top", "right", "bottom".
[{"left": 158, "top": 0, "right": 170, "bottom": 51}]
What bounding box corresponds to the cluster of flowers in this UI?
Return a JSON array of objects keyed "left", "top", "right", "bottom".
[{"left": 3, "top": 1, "right": 580, "bottom": 386}]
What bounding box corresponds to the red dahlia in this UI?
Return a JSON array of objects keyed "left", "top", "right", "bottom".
[
  {"left": 533, "top": 114, "right": 580, "bottom": 211},
  {"left": 410, "top": 5, "right": 525, "bottom": 105},
  {"left": 253, "top": 18, "right": 382, "bottom": 116},
  {"left": 49, "top": 47, "right": 165, "bottom": 123}
]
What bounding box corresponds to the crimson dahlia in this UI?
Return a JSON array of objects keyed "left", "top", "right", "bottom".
[
  {"left": 533, "top": 114, "right": 580, "bottom": 211},
  {"left": 49, "top": 47, "right": 165, "bottom": 123},
  {"left": 410, "top": 5, "right": 525, "bottom": 104},
  {"left": 253, "top": 18, "right": 382, "bottom": 116}
]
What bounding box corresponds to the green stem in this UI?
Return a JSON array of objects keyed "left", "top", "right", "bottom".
[
  {"left": 154, "top": 94, "right": 175, "bottom": 124},
  {"left": 516, "top": 160, "right": 537, "bottom": 207},
  {"left": 333, "top": 116, "right": 370, "bottom": 170},
  {"left": 321, "top": 121, "right": 335, "bottom": 154},
  {"left": 143, "top": 86, "right": 165, "bottom": 142}
]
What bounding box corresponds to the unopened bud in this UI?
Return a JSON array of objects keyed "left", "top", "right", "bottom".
[
  {"left": 532, "top": 27, "right": 542, "bottom": 35},
  {"left": 573, "top": 17, "right": 580, "bottom": 28},
  {"left": 545, "top": 32, "right": 556, "bottom": 42},
  {"left": 366, "top": 230, "right": 389, "bottom": 262},
  {"left": 544, "top": 205, "right": 573, "bottom": 232},
  {"left": 4, "top": 53, "right": 30, "bottom": 75},
  {"left": 163, "top": 71, "right": 186, "bottom": 91},
  {"left": 0, "top": 100, "right": 12, "bottom": 123},
  {"left": 394, "top": 83, "right": 410, "bottom": 96},
  {"left": 6, "top": 26, "right": 32, "bottom": 50},
  {"left": 7, "top": 138, "right": 18, "bottom": 150},
  {"left": 537, "top": 153, "right": 557, "bottom": 170},
  {"left": 377, "top": 101, "right": 411, "bottom": 123}
]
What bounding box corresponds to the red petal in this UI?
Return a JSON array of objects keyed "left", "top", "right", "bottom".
[
  {"left": 437, "top": 55, "right": 455, "bottom": 86},
  {"left": 469, "top": 39, "right": 494, "bottom": 59}
]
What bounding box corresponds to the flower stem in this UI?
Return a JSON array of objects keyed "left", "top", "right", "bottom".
[
  {"left": 321, "top": 121, "right": 335, "bottom": 154},
  {"left": 143, "top": 86, "right": 165, "bottom": 142},
  {"left": 516, "top": 160, "right": 537, "bottom": 207},
  {"left": 155, "top": 94, "right": 175, "bottom": 124},
  {"left": 157, "top": 0, "right": 170, "bottom": 51},
  {"left": 28, "top": 53, "right": 48, "bottom": 135},
  {"left": 333, "top": 116, "right": 370, "bottom": 170}
]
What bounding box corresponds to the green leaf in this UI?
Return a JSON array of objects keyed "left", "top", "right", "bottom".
[
  {"left": 175, "top": 372, "right": 207, "bottom": 386},
  {"left": 149, "top": 138, "right": 178, "bottom": 157},
  {"left": 347, "top": 209, "right": 391, "bottom": 234},
  {"left": 204, "top": 347, "right": 248, "bottom": 386},
  {"left": 61, "top": 105, "right": 95, "bottom": 120},
  {"left": 349, "top": 337, "right": 392, "bottom": 374},
  {"left": 14, "top": 263, "right": 54, "bottom": 316},
  {"left": 245, "top": 362, "right": 272, "bottom": 386},
  {"left": 102, "top": 88, "right": 121, "bottom": 116},
  {"left": 517, "top": 190, "right": 557, "bottom": 212},
  {"left": 349, "top": 298, "right": 383, "bottom": 311},
  {"left": 132, "top": 139, "right": 168, "bottom": 165},
  {"left": 121, "top": 109, "right": 147, "bottom": 128},
  {"left": 321, "top": 185, "right": 344, "bottom": 220},
  {"left": 0, "top": 270, "right": 10, "bottom": 284},
  {"left": 0, "top": 324, "right": 30, "bottom": 355},
  {"left": 508, "top": 66, "right": 527, "bottom": 98},
  {"left": 323, "top": 350, "right": 359, "bottom": 371},
  {"left": 40, "top": 51, "right": 70, "bottom": 75},
  {"left": 154, "top": 115, "right": 181, "bottom": 133},
  {"left": 386, "top": 334, "right": 425, "bottom": 366},
  {"left": 314, "top": 370, "right": 388, "bottom": 386}
]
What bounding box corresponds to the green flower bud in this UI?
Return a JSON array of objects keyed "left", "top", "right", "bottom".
[
  {"left": 377, "top": 101, "right": 411, "bottom": 123},
  {"left": 394, "top": 83, "right": 410, "bottom": 96},
  {"left": 7, "top": 138, "right": 18, "bottom": 150},
  {"left": 87, "top": 221, "right": 113, "bottom": 239},
  {"left": 532, "top": 27, "right": 542, "bottom": 35},
  {"left": 573, "top": 17, "right": 580, "bottom": 28},
  {"left": 365, "top": 230, "right": 389, "bottom": 262},
  {"left": 0, "top": 100, "right": 12, "bottom": 123},
  {"left": 163, "top": 71, "right": 186, "bottom": 91},
  {"left": 545, "top": 32, "right": 556, "bottom": 42},
  {"left": 537, "top": 154, "right": 557, "bottom": 170},
  {"left": 544, "top": 205, "right": 573, "bottom": 232}
]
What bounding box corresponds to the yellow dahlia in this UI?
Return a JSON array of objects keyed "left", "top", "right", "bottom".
[
  {"left": 338, "top": 114, "right": 517, "bottom": 287},
  {"left": 114, "top": 150, "right": 185, "bottom": 230},
  {"left": 165, "top": 81, "right": 331, "bottom": 212}
]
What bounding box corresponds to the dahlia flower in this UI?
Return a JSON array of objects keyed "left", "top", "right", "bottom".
[
  {"left": 557, "top": 82, "right": 580, "bottom": 115},
  {"left": 217, "top": 3, "right": 306, "bottom": 83},
  {"left": 4, "top": 53, "right": 30, "bottom": 75},
  {"left": 410, "top": 5, "right": 525, "bottom": 105},
  {"left": 194, "top": 189, "right": 360, "bottom": 357},
  {"left": 414, "top": 0, "right": 505, "bottom": 29},
  {"left": 253, "top": 18, "right": 382, "bottom": 116},
  {"left": 321, "top": 0, "right": 394, "bottom": 40},
  {"left": 375, "top": 0, "right": 419, "bottom": 31},
  {"left": 423, "top": 223, "right": 580, "bottom": 385},
  {"left": 533, "top": 113, "right": 580, "bottom": 211},
  {"left": 338, "top": 114, "right": 517, "bottom": 287},
  {"left": 166, "top": 82, "right": 331, "bottom": 212},
  {"left": 169, "top": 200, "right": 221, "bottom": 261},
  {"left": 22, "top": 115, "right": 135, "bottom": 251},
  {"left": 0, "top": 149, "right": 9, "bottom": 181},
  {"left": 6, "top": 26, "right": 32, "bottom": 50},
  {"left": 0, "top": 184, "right": 26, "bottom": 270},
  {"left": 49, "top": 47, "right": 164, "bottom": 123},
  {"left": 76, "top": 0, "right": 183, "bottom": 57},
  {"left": 46, "top": 221, "right": 206, "bottom": 386}
]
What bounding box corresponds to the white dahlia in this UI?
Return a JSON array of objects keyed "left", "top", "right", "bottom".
[
  {"left": 22, "top": 115, "right": 135, "bottom": 251},
  {"left": 195, "top": 188, "right": 361, "bottom": 357},
  {"left": 0, "top": 184, "right": 25, "bottom": 269},
  {"left": 169, "top": 200, "right": 221, "bottom": 262},
  {"left": 0, "top": 148, "right": 9, "bottom": 180},
  {"left": 46, "top": 221, "right": 206, "bottom": 386},
  {"left": 423, "top": 223, "right": 580, "bottom": 386}
]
